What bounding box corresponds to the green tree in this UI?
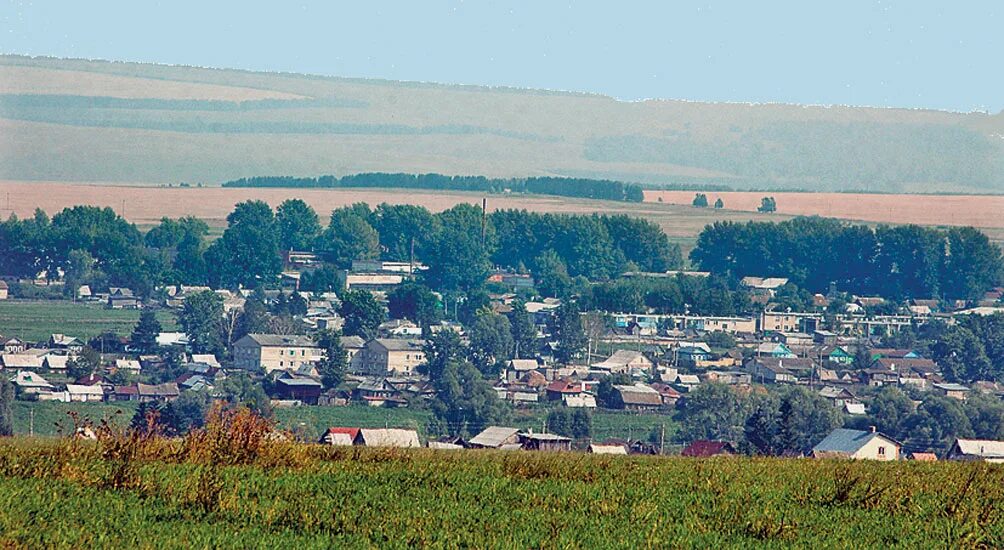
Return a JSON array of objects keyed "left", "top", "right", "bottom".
[
  {"left": 130, "top": 308, "right": 162, "bottom": 354},
  {"left": 964, "top": 394, "right": 1004, "bottom": 440},
  {"left": 744, "top": 395, "right": 782, "bottom": 456},
  {"left": 66, "top": 346, "right": 102, "bottom": 380},
  {"left": 217, "top": 374, "right": 272, "bottom": 417},
  {"left": 422, "top": 203, "right": 493, "bottom": 292},
  {"left": 429, "top": 359, "right": 510, "bottom": 437},
  {"left": 507, "top": 300, "right": 538, "bottom": 359},
  {"left": 205, "top": 201, "right": 282, "bottom": 288},
  {"left": 275, "top": 199, "right": 321, "bottom": 251},
  {"left": 162, "top": 390, "right": 211, "bottom": 434},
  {"left": 931, "top": 326, "right": 993, "bottom": 383},
  {"left": 757, "top": 196, "right": 777, "bottom": 213},
  {"left": 867, "top": 386, "right": 916, "bottom": 437},
  {"left": 338, "top": 289, "right": 386, "bottom": 339},
  {"left": 550, "top": 302, "right": 587, "bottom": 364},
  {"left": 777, "top": 387, "right": 843, "bottom": 454},
  {"left": 714, "top": 198, "right": 724, "bottom": 209},
  {"left": 317, "top": 206, "right": 380, "bottom": 267},
  {"left": 534, "top": 250, "right": 573, "bottom": 298},
  {"left": 234, "top": 290, "right": 271, "bottom": 342},
  {"left": 387, "top": 282, "right": 441, "bottom": 327},
  {"left": 180, "top": 290, "right": 225, "bottom": 355},
  {"left": 421, "top": 329, "right": 466, "bottom": 381},
  {"left": 571, "top": 408, "right": 592, "bottom": 440},
  {"left": 676, "top": 383, "right": 748, "bottom": 444},
  {"left": 900, "top": 395, "right": 973, "bottom": 451},
  {"left": 692, "top": 193, "right": 709, "bottom": 207},
  {"left": 371, "top": 203, "right": 436, "bottom": 262},
  {"left": 467, "top": 309, "right": 514, "bottom": 376},
  {"left": 315, "top": 329, "right": 348, "bottom": 390}
]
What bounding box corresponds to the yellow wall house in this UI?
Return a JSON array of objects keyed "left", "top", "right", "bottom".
[
  {"left": 233, "top": 334, "right": 322, "bottom": 373},
  {"left": 811, "top": 428, "right": 901, "bottom": 461}
]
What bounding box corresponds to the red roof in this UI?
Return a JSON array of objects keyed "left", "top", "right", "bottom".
[
  {"left": 650, "top": 383, "right": 682, "bottom": 399},
  {"left": 681, "top": 440, "right": 736, "bottom": 457},
  {"left": 545, "top": 380, "right": 581, "bottom": 394},
  {"left": 324, "top": 427, "right": 361, "bottom": 440}
]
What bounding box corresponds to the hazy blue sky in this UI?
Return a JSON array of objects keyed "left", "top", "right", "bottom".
[{"left": 2, "top": 1, "right": 999, "bottom": 112}]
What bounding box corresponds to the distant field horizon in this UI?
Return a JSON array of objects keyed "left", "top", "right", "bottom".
[{"left": 3, "top": 55, "right": 1004, "bottom": 194}]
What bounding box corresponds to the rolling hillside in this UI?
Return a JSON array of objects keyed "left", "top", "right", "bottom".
[{"left": 2, "top": 54, "right": 1003, "bottom": 192}]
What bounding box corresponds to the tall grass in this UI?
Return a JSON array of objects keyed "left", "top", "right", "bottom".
[{"left": 1, "top": 407, "right": 1002, "bottom": 547}]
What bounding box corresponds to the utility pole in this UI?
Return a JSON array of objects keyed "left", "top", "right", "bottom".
[
  {"left": 29, "top": 408, "right": 34, "bottom": 437},
  {"left": 660, "top": 424, "right": 665, "bottom": 456}
]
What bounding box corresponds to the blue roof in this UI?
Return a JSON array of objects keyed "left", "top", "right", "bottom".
[{"left": 812, "top": 428, "right": 894, "bottom": 455}]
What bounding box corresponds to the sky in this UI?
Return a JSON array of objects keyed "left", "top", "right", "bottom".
[{"left": 1, "top": 1, "right": 1000, "bottom": 112}]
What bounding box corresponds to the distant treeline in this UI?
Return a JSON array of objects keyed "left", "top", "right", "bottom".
[
  {"left": 690, "top": 217, "right": 1004, "bottom": 301},
  {"left": 222, "top": 173, "right": 645, "bottom": 202}
]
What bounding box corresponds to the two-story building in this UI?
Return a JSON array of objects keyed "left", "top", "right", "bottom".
[{"left": 232, "top": 334, "right": 323, "bottom": 373}]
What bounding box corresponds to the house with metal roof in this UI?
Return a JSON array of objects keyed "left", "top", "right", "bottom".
[
  {"left": 811, "top": 428, "right": 900, "bottom": 461},
  {"left": 946, "top": 438, "right": 1004, "bottom": 463}
]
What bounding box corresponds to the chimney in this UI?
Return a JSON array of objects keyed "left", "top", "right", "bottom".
[{"left": 869, "top": 426, "right": 877, "bottom": 433}]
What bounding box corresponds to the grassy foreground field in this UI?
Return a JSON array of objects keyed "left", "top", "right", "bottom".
[
  {"left": 0, "top": 299, "right": 178, "bottom": 343},
  {"left": 0, "top": 432, "right": 1001, "bottom": 548}
]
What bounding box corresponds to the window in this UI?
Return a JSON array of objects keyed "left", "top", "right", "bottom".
[{"left": 878, "top": 447, "right": 885, "bottom": 456}]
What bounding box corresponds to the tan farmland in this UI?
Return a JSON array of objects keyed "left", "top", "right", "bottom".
[
  {"left": 4, "top": 181, "right": 1004, "bottom": 247},
  {"left": 646, "top": 190, "right": 1004, "bottom": 231}
]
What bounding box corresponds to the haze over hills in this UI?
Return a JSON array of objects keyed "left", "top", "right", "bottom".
[{"left": 2, "top": 55, "right": 1003, "bottom": 193}]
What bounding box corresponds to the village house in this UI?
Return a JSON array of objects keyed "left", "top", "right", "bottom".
[
  {"left": 504, "top": 358, "right": 541, "bottom": 383},
  {"left": 819, "top": 385, "right": 859, "bottom": 409},
  {"left": 0, "top": 354, "right": 43, "bottom": 370},
  {"left": 932, "top": 382, "right": 970, "bottom": 400},
  {"left": 649, "top": 383, "right": 683, "bottom": 406},
  {"left": 43, "top": 355, "right": 68, "bottom": 371},
  {"left": 107, "top": 288, "right": 140, "bottom": 309},
  {"left": 747, "top": 357, "right": 814, "bottom": 384},
  {"left": 63, "top": 384, "right": 106, "bottom": 402},
  {"left": 232, "top": 334, "right": 322, "bottom": 373},
  {"left": 681, "top": 440, "right": 737, "bottom": 457},
  {"left": 468, "top": 426, "right": 521, "bottom": 449},
  {"left": 137, "top": 383, "right": 180, "bottom": 403},
  {"left": 48, "top": 334, "right": 84, "bottom": 353},
  {"left": 755, "top": 342, "right": 796, "bottom": 358},
  {"left": 702, "top": 370, "right": 751, "bottom": 385},
  {"left": 361, "top": 339, "right": 426, "bottom": 376},
  {"left": 760, "top": 311, "right": 822, "bottom": 333},
  {"left": 588, "top": 443, "right": 628, "bottom": 454},
  {"left": 591, "top": 349, "right": 654, "bottom": 375},
  {"left": 519, "top": 432, "right": 572, "bottom": 452},
  {"left": 545, "top": 379, "right": 587, "bottom": 402},
  {"left": 0, "top": 280, "right": 8, "bottom": 300},
  {"left": 2, "top": 336, "right": 26, "bottom": 354},
  {"left": 354, "top": 428, "right": 421, "bottom": 448},
  {"left": 613, "top": 383, "right": 663, "bottom": 411},
  {"left": 811, "top": 428, "right": 900, "bottom": 461},
  {"left": 11, "top": 370, "right": 54, "bottom": 395},
  {"left": 945, "top": 438, "right": 1004, "bottom": 463},
  {"left": 319, "top": 427, "right": 360, "bottom": 446},
  {"left": 274, "top": 372, "right": 323, "bottom": 404}
]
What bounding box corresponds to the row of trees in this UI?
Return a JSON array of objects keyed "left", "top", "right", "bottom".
[
  {"left": 691, "top": 217, "right": 1003, "bottom": 300},
  {"left": 223, "top": 173, "right": 646, "bottom": 202},
  {"left": 0, "top": 199, "right": 679, "bottom": 299}
]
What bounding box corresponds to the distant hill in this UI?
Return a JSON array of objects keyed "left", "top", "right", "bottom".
[{"left": 2, "top": 54, "right": 1002, "bottom": 193}]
